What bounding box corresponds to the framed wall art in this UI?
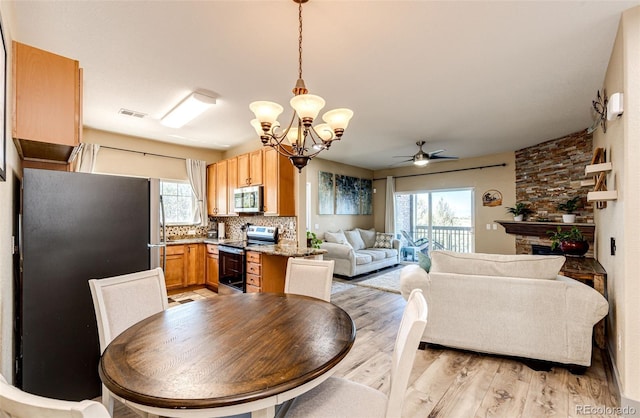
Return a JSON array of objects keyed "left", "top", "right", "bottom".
[
  {"left": 318, "top": 171, "right": 334, "bottom": 214},
  {"left": 335, "top": 174, "right": 360, "bottom": 215},
  {"left": 359, "top": 178, "right": 372, "bottom": 215}
]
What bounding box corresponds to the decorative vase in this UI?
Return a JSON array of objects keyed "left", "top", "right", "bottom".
[
  {"left": 560, "top": 240, "right": 589, "bottom": 257},
  {"left": 562, "top": 214, "right": 576, "bottom": 223},
  {"left": 513, "top": 215, "right": 524, "bottom": 222}
]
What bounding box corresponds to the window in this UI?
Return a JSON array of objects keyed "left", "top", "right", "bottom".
[
  {"left": 395, "top": 188, "right": 474, "bottom": 255},
  {"left": 161, "top": 180, "right": 197, "bottom": 225}
]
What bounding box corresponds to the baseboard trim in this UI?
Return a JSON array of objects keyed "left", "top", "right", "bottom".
[{"left": 606, "top": 343, "right": 640, "bottom": 417}]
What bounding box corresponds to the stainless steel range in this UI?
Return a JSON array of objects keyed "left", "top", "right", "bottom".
[{"left": 217, "top": 225, "right": 278, "bottom": 294}]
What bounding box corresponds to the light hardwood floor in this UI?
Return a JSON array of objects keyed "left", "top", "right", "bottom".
[{"left": 112, "top": 283, "right": 620, "bottom": 418}]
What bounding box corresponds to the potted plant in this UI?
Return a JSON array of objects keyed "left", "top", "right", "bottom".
[
  {"left": 548, "top": 226, "right": 589, "bottom": 256},
  {"left": 306, "top": 231, "right": 322, "bottom": 249},
  {"left": 557, "top": 196, "right": 581, "bottom": 223},
  {"left": 506, "top": 202, "right": 534, "bottom": 221}
]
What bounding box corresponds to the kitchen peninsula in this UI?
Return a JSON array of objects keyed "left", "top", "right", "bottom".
[{"left": 162, "top": 237, "right": 326, "bottom": 294}]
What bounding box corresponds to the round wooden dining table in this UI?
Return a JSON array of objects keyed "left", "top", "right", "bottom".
[{"left": 99, "top": 292, "right": 356, "bottom": 418}]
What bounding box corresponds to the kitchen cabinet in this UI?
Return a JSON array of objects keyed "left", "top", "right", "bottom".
[
  {"left": 246, "top": 251, "right": 289, "bottom": 293},
  {"left": 163, "top": 243, "right": 205, "bottom": 290},
  {"left": 207, "top": 164, "right": 217, "bottom": 216},
  {"left": 185, "top": 244, "right": 205, "bottom": 286},
  {"left": 237, "top": 149, "right": 263, "bottom": 186},
  {"left": 263, "top": 147, "right": 295, "bottom": 216},
  {"left": 207, "top": 160, "right": 230, "bottom": 216},
  {"left": 205, "top": 244, "right": 219, "bottom": 291},
  {"left": 227, "top": 157, "right": 238, "bottom": 215},
  {"left": 163, "top": 245, "right": 187, "bottom": 291},
  {"left": 12, "top": 41, "right": 82, "bottom": 164}
]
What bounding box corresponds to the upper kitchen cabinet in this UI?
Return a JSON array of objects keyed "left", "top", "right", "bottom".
[
  {"left": 207, "top": 160, "right": 231, "bottom": 216},
  {"left": 237, "top": 149, "right": 263, "bottom": 186},
  {"left": 12, "top": 42, "right": 82, "bottom": 163},
  {"left": 227, "top": 157, "right": 238, "bottom": 215},
  {"left": 263, "top": 147, "right": 295, "bottom": 216}
]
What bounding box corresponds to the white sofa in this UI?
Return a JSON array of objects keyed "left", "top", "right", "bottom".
[
  {"left": 320, "top": 228, "right": 400, "bottom": 278},
  {"left": 400, "top": 250, "right": 609, "bottom": 367}
]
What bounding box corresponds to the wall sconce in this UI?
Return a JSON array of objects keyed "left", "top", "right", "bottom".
[
  {"left": 607, "top": 92, "right": 624, "bottom": 120},
  {"left": 587, "top": 90, "right": 624, "bottom": 134}
]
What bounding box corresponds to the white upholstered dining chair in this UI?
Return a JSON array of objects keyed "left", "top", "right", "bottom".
[
  {"left": 284, "top": 258, "right": 335, "bottom": 302},
  {"left": 0, "top": 373, "right": 111, "bottom": 418},
  {"left": 283, "top": 288, "right": 428, "bottom": 418},
  {"left": 89, "top": 267, "right": 169, "bottom": 416}
]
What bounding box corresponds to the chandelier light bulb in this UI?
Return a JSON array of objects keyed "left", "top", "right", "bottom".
[
  {"left": 290, "top": 94, "right": 326, "bottom": 125},
  {"left": 322, "top": 108, "right": 354, "bottom": 136},
  {"left": 285, "top": 127, "right": 301, "bottom": 145},
  {"left": 313, "top": 123, "right": 334, "bottom": 141},
  {"left": 250, "top": 119, "right": 264, "bottom": 136},
  {"left": 249, "top": 101, "right": 284, "bottom": 127}
]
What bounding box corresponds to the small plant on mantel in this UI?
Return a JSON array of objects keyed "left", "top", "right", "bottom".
[
  {"left": 548, "top": 226, "right": 589, "bottom": 256},
  {"left": 557, "top": 196, "right": 582, "bottom": 223},
  {"left": 505, "top": 202, "right": 534, "bottom": 221}
]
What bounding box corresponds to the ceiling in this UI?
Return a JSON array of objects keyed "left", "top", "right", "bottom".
[{"left": 9, "top": 1, "right": 640, "bottom": 170}]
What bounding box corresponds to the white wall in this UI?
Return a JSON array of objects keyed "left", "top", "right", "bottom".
[
  {"left": 85, "top": 128, "right": 222, "bottom": 180},
  {"left": 594, "top": 6, "right": 640, "bottom": 407}
]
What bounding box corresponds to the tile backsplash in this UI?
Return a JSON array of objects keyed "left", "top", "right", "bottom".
[
  {"left": 209, "top": 216, "right": 297, "bottom": 242},
  {"left": 163, "top": 216, "right": 297, "bottom": 243}
]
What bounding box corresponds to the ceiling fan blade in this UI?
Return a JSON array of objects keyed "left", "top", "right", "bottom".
[
  {"left": 389, "top": 158, "right": 414, "bottom": 166},
  {"left": 392, "top": 155, "right": 414, "bottom": 158},
  {"left": 428, "top": 155, "right": 458, "bottom": 161},
  {"left": 426, "top": 149, "right": 446, "bottom": 157}
]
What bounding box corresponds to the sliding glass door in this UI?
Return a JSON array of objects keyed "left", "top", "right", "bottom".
[{"left": 396, "top": 188, "right": 474, "bottom": 256}]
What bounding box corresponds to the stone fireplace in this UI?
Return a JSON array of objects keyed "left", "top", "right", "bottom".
[{"left": 509, "top": 130, "right": 595, "bottom": 257}]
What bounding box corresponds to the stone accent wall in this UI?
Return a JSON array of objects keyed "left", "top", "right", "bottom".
[{"left": 515, "top": 130, "right": 594, "bottom": 255}]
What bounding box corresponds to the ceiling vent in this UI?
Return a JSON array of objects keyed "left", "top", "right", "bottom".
[{"left": 118, "top": 108, "right": 147, "bottom": 118}]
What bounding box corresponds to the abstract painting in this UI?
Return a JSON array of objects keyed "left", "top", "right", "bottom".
[
  {"left": 335, "top": 175, "right": 360, "bottom": 215},
  {"left": 318, "top": 171, "right": 334, "bottom": 214},
  {"left": 360, "top": 179, "right": 373, "bottom": 215}
]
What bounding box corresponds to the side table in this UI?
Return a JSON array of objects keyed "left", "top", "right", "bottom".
[
  {"left": 401, "top": 247, "right": 418, "bottom": 262},
  {"left": 560, "top": 257, "right": 607, "bottom": 349}
]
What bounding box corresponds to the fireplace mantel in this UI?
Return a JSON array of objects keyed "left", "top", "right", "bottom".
[{"left": 495, "top": 220, "right": 595, "bottom": 240}]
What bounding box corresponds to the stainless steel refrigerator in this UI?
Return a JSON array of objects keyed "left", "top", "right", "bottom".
[{"left": 16, "top": 168, "right": 165, "bottom": 400}]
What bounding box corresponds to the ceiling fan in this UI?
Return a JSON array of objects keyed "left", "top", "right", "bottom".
[{"left": 393, "top": 141, "right": 459, "bottom": 166}]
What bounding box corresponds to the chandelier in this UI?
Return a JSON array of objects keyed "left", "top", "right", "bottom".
[{"left": 249, "top": 0, "right": 353, "bottom": 172}]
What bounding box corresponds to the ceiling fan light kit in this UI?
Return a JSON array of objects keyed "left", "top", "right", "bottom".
[{"left": 249, "top": 0, "right": 353, "bottom": 172}]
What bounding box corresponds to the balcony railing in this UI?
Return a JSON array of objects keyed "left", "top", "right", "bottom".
[{"left": 410, "top": 225, "right": 473, "bottom": 253}]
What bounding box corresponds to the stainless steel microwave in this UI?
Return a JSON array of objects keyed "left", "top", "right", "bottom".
[{"left": 234, "top": 185, "right": 263, "bottom": 213}]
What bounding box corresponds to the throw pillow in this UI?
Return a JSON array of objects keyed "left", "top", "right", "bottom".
[
  {"left": 417, "top": 251, "right": 431, "bottom": 272},
  {"left": 374, "top": 232, "right": 394, "bottom": 249},
  {"left": 357, "top": 228, "right": 377, "bottom": 248},
  {"left": 324, "top": 230, "right": 351, "bottom": 247},
  {"left": 344, "top": 229, "right": 366, "bottom": 250}
]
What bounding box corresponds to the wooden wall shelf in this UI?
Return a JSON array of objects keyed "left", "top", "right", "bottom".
[{"left": 495, "top": 221, "right": 595, "bottom": 240}]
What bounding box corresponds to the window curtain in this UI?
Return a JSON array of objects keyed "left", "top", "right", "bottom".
[
  {"left": 186, "top": 159, "right": 208, "bottom": 227},
  {"left": 385, "top": 176, "right": 395, "bottom": 234},
  {"left": 74, "top": 143, "right": 100, "bottom": 173}
]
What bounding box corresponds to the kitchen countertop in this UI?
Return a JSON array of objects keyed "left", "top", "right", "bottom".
[
  {"left": 244, "top": 244, "right": 327, "bottom": 258},
  {"left": 167, "top": 238, "right": 327, "bottom": 258}
]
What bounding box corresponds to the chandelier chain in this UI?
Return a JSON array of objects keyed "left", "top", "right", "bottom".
[{"left": 298, "top": 0, "right": 303, "bottom": 80}]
